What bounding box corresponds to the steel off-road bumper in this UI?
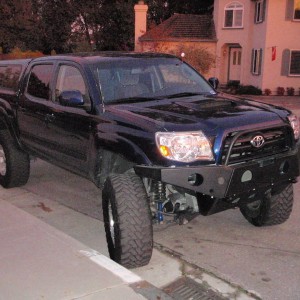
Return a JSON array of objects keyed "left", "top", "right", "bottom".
[{"left": 134, "top": 148, "right": 300, "bottom": 200}]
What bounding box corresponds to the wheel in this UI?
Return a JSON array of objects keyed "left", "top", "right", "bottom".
[
  {"left": 240, "top": 184, "right": 293, "bottom": 226},
  {"left": 0, "top": 130, "right": 30, "bottom": 188},
  {"left": 102, "top": 173, "right": 153, "bottom": 268}
]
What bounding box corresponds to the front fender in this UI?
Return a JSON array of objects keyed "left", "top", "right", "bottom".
[{"left": 95, "top": 131, "right": 152, "bottom": 165}]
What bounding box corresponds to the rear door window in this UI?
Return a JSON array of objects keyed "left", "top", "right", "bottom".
[{"left": 0, "top": 65, "right": 22, "bottom": 90}]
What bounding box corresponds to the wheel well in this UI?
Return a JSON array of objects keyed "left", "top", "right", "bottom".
[{"left": 94, "top": 148, "right": 135, "bottom": 188}]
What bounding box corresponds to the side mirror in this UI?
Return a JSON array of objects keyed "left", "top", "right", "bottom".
[
  {"left": 58, "top": 90, "right": 84, "bottom": 107},
  {"left": 208, "top": 77, "right": 219, "bottom": 90}
]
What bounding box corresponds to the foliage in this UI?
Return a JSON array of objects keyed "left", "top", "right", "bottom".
[
  {"left": 177, "top": 46, "right": 215, "bottom": 75},
  {"left": 146, "top": 43, "right": 215, "bottom": 75},
  {"left": 70, "top": 0, "right": 135, "bottom": 51},
  {"left": 0, "top": 0, "right": 35, "bottom": 53},
  {"left": 286, "top": 87, "right": 295, "bottom": 96},
  {"left": 264, "top": 88, "right": 272, "bottom": 96},
  {"left": 277, "top": 87, "right": 285, "bottom": 96},
  {"left": 226, "top": 81, "right": 240, "bottom": 89},
  {"left": 235, "top": 85, "right": 262, "bottom": 95},
  {"left": 147, "top": 0, "right": 213, "bottom": 26},
  {"left": 0, "top": 1, "right": 214, "bottom": 54},
  {"left": 0, "top": 47, "right": 44, "bottom": 60},
  {"left": 31, "top": 0, "right": 76, "bottom": 54}
]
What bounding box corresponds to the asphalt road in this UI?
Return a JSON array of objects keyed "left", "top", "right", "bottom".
[{"left": 2, "top": 158, "right": 299, "bottom": 300}]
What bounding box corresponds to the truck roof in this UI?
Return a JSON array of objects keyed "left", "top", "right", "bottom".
[
  {"left": 30, "top": 52, "right": 177, "bottom": 64},
  {"left": 0, "top": 58, "right": 32, "bottom": 67},
  {"left": 0, "top": 52, "right": 178, "bottom": 67}
]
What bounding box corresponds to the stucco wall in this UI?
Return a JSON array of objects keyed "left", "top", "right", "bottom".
[
  {"left": 214, "top": 0, "right": 300, "bottom": 93},
  {"left": 262, "top": 0, "right": 300, "bottom": 94},
  {"left": 214, "top": 0, "right": 254, "bottom": 84}
]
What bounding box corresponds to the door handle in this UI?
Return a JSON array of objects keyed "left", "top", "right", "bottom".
[{"left": 45, "top": 113, "right": 56, "bottom": 123}]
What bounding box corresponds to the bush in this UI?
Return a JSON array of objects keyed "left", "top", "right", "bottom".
[
  {"left": 277, "top": 87, "right": 285, "bottom": 96},
  {"left": 149, "top": 43, "right": 215, "bottom": 76},
  {"left": 226, "top": 80, "right": 240, "bottom": 89},
  {"left": 264, "top": 88, "right": 272, "bottom": 96},
  {"left": 236, "top": 85, "right": 262, "bottom": 95},
  {"left": 0, "top": 47, "right": 44, "bottom": 60},
  {"left": 286, "top": 87, "right": 295, "bottom": 96}
]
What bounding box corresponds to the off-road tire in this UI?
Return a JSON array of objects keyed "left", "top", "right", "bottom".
[
  {"left": 0, "top": 130, "right": 30, "bottom": 188},
  {"left": 102, "top": 173, "right": 153, "bottom": 268},
  {"left": 240, "top": 184, "right": 293, "bottom": 226}
]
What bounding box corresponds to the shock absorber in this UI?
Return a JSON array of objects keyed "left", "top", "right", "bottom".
[{"left": 154, "top": 181, "right": 166, "bottom": 223}]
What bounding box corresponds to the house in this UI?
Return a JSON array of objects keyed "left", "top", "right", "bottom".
[{"left": 134, "top": 0, "right": 300, "bottom": 94}]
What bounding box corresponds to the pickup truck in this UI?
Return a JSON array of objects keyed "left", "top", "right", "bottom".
[{"left": 0, "top": 52, "right": 299, "bottom": 269}]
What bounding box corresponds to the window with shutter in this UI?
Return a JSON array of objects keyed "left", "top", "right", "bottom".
[
  {"left": 289, "top": 50, "right": 300, "bottom": 75},
  {"left": 255, "top": 0, "right": 266, "bottom": 23},
  {"left": 251, "top": 49, "right": 263, "bottom": 75}
]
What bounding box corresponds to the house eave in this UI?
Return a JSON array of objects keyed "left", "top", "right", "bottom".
[{"left": 139, "top": 38, "right": 217, "bottom": 43}]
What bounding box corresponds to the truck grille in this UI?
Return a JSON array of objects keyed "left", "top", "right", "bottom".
[{"left": 221, "top": 126, "right": 293, "bottom": 165}]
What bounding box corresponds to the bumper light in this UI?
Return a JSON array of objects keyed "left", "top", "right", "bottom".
[{"left": 288, "top": 114, "right": 300, "bottom": 140}]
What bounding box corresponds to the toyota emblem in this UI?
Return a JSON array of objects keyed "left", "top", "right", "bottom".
[{"left": 250, "top": 135, "right": 265, "bottom": 148}]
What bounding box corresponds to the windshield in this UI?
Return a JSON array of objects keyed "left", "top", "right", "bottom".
[{"left": 90, "top": 57, "right": 216, "bottom": 103}]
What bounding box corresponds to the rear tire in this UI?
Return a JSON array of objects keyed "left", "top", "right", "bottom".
[
  {"left": 102, "top": 173, "right": 153, "bottom": 268},
  {"left": 0, "top": 130, "right": 30, "bottom": 188},
  {"left": 240, "top": 184, "right": 293, "bottom": 226}
]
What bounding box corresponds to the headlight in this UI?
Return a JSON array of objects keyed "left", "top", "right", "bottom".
[
  {"left": 288, "top": 114, "right": 300, "bottom": 140},
  {"left": 155, "top": 131, "right": 214, "bottom": 162}
]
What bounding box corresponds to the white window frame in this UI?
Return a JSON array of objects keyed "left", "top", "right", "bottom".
[
  {"left": 255, "top": 0, "right": 265, "bottom": 23},
  {"left": 289, "top": 50, "right": 300, "bottom": 76},
  {"left": 224, "top": 2, "right": 244, "bottom": 28},
  {"left": 294, "top": 0, "right": 300, "bottom": 20},
  {"left": 251, "top": 49, "right": 262, "bottom": 75}
]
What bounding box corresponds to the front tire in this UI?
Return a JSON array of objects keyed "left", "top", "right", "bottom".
[
  {"left": 240, "top": 184, "right": 293, "bottom": 226},
  {"left": 102, "top": 173, "right": 153, "bottom": 268},
  {"left": 0, "top": 130, "right": 30, "bottom": 188}
]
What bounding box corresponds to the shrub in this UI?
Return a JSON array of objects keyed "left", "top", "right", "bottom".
[
  {"left": 149, "top": 43, "right": 215, "bottom": 76},
  {"left": 277, "top": 87, "right": 285, "bottom": 96},
  {"left": 226, "top": 80, "right": 240, "bottom": 89},
  {"left": 286, "top": 87, "right": 295, "bottom": 96},
  {"left": 0, "top": 47, "right": 44, "bottom": 60},
  {"left": 264, "top": 88, "right": 272, "bottom": 96},
  {"left": 236, "top": 85, "right": 262, "bottom": 95}
]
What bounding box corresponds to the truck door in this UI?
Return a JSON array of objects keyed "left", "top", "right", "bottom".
[{"left": 18, "top": 62, "right": 91, "bottom": 176}]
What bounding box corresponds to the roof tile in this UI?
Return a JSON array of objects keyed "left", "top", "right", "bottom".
[{"left": 140, "top": 14, "right": 216, "bottom": 42}]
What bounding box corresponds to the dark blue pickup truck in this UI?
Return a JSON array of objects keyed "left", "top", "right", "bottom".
[{"left": 0, "top": 52, "right": 299, "bottom": 268}]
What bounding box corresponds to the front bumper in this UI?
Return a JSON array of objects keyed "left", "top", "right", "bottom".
[{"left": 134, "top": 148, "right": 300, "bottom": 199}]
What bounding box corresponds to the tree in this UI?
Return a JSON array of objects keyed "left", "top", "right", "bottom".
[
  {"left": 70, "top": 0, "right": 135, "bottom": 51},
  {"left": 30, "top": 0, "right": 76, "bottom": 54},
  {"left": 147, "top": 0, "right": 214, "bottom": 25},
  {"left": 0, "top": 0, "right": 34, "bottom": 53}
]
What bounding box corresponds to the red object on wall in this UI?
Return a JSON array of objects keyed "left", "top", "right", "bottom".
[{"left": 272, "top": 46, "right": 276, "bottom": 61}]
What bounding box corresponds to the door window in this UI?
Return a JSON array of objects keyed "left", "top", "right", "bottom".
[
  {"left": 55, "top": 65, "right": 89, "bottom": 103},
  {"left": 27, "top": 64, "right": 53, "bottom": 100}
]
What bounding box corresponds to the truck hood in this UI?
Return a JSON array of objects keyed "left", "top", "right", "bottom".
[{"left": 106, "top": 95, "right": 289, "bottom": 134}]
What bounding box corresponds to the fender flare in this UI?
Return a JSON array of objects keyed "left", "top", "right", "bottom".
[{"left": 0, "top": 103, "right": 22, "bottom": 149}]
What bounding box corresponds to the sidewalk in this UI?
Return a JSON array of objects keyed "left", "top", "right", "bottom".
[{"left": 0, "top": 199, "right": 169, "bottom": 300}]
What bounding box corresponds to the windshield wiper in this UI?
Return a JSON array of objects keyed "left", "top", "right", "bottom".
[
  {"left": 108, "top": 96, "right": 159, "bottom": 104},
  {"left": 164, "top": 92, "right": 204, "bottom": 99}
]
